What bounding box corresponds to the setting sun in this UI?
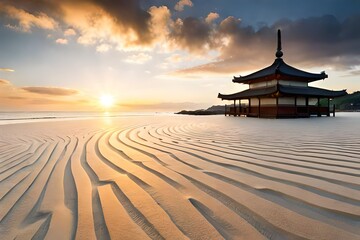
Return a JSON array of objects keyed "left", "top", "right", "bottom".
[{"left": 99, "top": 94, "right": 114, "bottom": 108}]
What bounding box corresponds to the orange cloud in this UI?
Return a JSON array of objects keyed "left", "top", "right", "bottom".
[
  {"left": 205, "top": 12, "right": 220, "bottom": 24},
  {"left": 0, "top": 3, "right": 58, "bottom": 32},
  {"left": 0, "top": 68, "right": 15, "bottom": 72},
  {"left": 124, "top": 53, "right": 152, "bottom": 64},
  {"left": 0, "top": 79, "right": 11, "bottom": 84},
  {"left": 55, "top": 38, "right": 68, "bottom": 44},
  {"left": 64, "top": 28, "right": 76, "bottom": 36},
  {"left": 21, "top": 87, "right": 79, "bottom": 96},
  {"left": 59, "top": 1, "right": 156, "bottom": 50},
  {"left": 96, "top": 44, "right": 111, "bottom": 53},
  {"left": 0, "top": 79, "right": 94, "bottom": 111},
  {"left": 174, "top": 0, "right": 193, "bottom": 12}
]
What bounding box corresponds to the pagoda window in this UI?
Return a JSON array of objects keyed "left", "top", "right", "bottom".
[
  {"left": 249, "top": 80, "right": 277, "bottom": 89},
  {"left": 296, "top": 97, "right": 306, "bottom": 106},
  {"left": 278, "top": 97, "right": 295, "bottom": 105},
  {"left": 260, "top": 98, "right": 276, "bottom": 106},
  {"left": 250, "top": 98, "right": 259, "bottom": 106},
  {"left": 278, "top": 80, "right": 307, "bottom": 87},
  {"left": 309, "top": 98, "right": 318, "bottom": 106}
]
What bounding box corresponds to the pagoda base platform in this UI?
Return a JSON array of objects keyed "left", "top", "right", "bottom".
[{"left": 225, "top": 105, "right": 335, "bottom": 118}]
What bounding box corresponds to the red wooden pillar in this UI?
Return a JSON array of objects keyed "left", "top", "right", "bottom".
[
  {"left": 233, "top": 99, "right": 236, "bottom": 116},
  {"left": 306, "top": 97, "right": 309, "bottom": 117},
  {"left": 239, "top": 99, "right": 241, "bottom": 116},
  {"left": 248, "top": 98, "right": 251, "bottom": 116}
]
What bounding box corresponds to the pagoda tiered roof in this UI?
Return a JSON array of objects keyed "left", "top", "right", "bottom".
[{"left": 232, "top": 58, "right": 328, "bottom": 84}]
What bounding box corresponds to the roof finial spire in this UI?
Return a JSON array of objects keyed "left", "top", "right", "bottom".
[{"left": 276, "top": 29, "right": 283, "bottom": 58}]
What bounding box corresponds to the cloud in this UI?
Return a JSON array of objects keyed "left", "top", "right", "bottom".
[
  {"left": 1, "top": 1, "right": 165, "bottom": 51},
  {"left": 5, "top": 96, "right": 26, "bottom": 100},
  {"left": 64, "top": 28, "right": 76, "bottom": 36},
  {"left": 1, "top": 2, "right": 360, "bottom": 74},
  {"left": 174, "top": 0, "right": 193, "bottom": 12},
  {"left": 90, "top": 0, "right": 153, "bottom": 44},
  {"left": 170, "top": 17, "right": 214, "bottom": 53},
  {"left": 21, "top": 87, "right": 79, "bottom": 96},
  {"left": 347, "top": 69, "right": 360, "bottom": 76},
  {"left": 166, "top": 54, "right": 183, "bottom": 63},
  {"left": 124, "top": 53, "right": 152, "bottom": 64},
  {"left": 60, "top": 0, "right": 154, "bottom": 49},
  {"left": 0, "top": 79, "right": 11, "bottom": 84},
  {"left": 55, "top": 38, "right": 68, "bottom": 44},
  {"left": 96, "top": 43, "right": 111, "bottom": 52},
  {"left": 148, "top": 6, "right": 172, "bottom": 48},
  {"left": 205, "top": 12, "right": 220, "bottom": 24},
  {"left": 0, "top": 68, "right": 15, "bottom": 72},
  {"left": 0, "top": 79, "right": 96, "bottom": 110},
  {"left": 0, "top": 3, "right": 58, "bottom": 32},
  {"left": 174, "top": 14, "right": 360, "bottom": 75}
]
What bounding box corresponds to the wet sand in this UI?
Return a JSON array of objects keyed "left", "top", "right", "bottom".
[{"left": 0, "top": 114, "right": 359, "bottom": 239}]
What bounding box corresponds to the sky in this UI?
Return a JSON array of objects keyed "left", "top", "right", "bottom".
[{"left": 0, "top": 0, "right": 360, "bottom": 112}]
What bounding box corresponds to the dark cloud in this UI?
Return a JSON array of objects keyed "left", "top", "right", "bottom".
[
  {"left": 177, "top": 14, "right": 360, "bottom": 74},
  {"left": 344, "top": 69, "right": 360, "bottom": 77},
  {"left": 91, "top": 0, "right": 152, "bottom": 44},
  {"left": 272, "top": 15, "right": 360, "bottom": 65},
  {"left": 21, "top": 87, "right": 79, "bottom": 96},
  {"left": 1, "top": 0, "right": 60, "bottom": 14},
  {"left": 2, "top": 1, "right": 360, "bottom": 73},
  {"left": 170, "top": 17, "right": 214, "bottom": 53},
  {"left": 1, "top": 0, "right": 154, "bottom": 45}
]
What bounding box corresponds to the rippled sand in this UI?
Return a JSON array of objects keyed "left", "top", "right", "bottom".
[{"left": 0, "top": 114, "right": 359, "bottom": 240}]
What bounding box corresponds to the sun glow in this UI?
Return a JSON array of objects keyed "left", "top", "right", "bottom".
[{"left": 99, "top": 94, "right": 114, "bottom": 108}]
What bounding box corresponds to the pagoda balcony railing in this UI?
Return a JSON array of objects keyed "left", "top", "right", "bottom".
[{"left": 225, "top": 105, "right": 249, "bottom": 116}]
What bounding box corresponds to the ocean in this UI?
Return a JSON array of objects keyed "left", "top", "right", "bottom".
[{"left": 0, "top": 111, "right": 173, "bottom": 125}]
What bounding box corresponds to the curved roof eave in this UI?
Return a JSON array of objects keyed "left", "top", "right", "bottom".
[
  {"left": 233, "top": 58, "right": 327, "bottom": 83},
  {"left": 218, "top": 85, "right": 277, "bottom": 100}
]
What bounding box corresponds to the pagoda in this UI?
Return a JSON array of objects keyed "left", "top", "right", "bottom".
[{"left": 218, "top": 29, "right": 347, "bottom": 118}]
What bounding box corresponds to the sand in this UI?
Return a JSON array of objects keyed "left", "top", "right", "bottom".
[{"left": 0, "top": 114, "right": 359, "bottom": 240}]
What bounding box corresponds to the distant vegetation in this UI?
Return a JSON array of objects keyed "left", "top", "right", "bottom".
[
  {"left": 176, "top": 105, "right": 225, "bottom": 115},
  {"left": 331, "top": 91, "right": 360, "bottom": 111}
]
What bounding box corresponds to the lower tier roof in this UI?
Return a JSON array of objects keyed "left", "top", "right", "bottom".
[{"left": 218, "top": 85, "right": 347, "bottom": 100}]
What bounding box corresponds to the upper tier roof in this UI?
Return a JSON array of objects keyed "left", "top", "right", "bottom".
[
  {"left": 232, "top": 29, "right": 328, "bottom": 84},
  {"left": 232, "top": 58, "right": 328, "bottom": 84}
]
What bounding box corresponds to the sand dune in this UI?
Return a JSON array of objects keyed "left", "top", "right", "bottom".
[{"left": 0, "top": 114, "right": 360, "bottom": 239}]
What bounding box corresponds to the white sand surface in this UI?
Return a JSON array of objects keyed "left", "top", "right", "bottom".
[{"left": 0, "top": 113, "right": 359, "bottom": 240}]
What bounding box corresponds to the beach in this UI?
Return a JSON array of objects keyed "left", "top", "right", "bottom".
[{"left": 0, "top": 113, "right": 359, "bottom": 240}]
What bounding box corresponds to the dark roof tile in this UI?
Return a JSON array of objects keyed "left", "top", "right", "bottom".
[{"left": 233, "top": 58, "right": 328, "bottom": 83}]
